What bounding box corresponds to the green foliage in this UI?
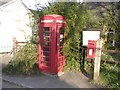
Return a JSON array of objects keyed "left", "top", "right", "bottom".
[
  {"left": 2, "top": 2, "right": 119, "bottom": 88},
  {"left": 84, "top": 54, "right": 119, "bottom": 88},
  {"left": 89, "top": 63, "right": 120, "bottom": 88},
  {"left": 84, "top": 61, "right": 94, "bottom": 74},
  {"left": 109, "top": 53, "right": 120, "bottom": 61},
  {"left": 29, "top": 2, "right": 119, "bottom": 88},
  {"left": 85, "top": 2, "right": 120, "bottom": 50},
  {"left": 84, "top": 59, "right": 120, "bottom": 88},
  {"left": 100, "top": 63, "right": 120, "bottom": 88},
  {"left": 3, "top": 43, "right": 40, "bottom": 75},
  {"left": 30, "top": 2, "right": 120, "bottom": 71},
  {"left": 31, "top": 2, "right": 98, "bottom": 71},
  {"left": 101, "top": 53, "right": 114, "bottom": 61}
]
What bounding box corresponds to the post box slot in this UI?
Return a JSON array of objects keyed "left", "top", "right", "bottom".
[{"left": 88, "top": 43, "right": 95, "bottom": 45}]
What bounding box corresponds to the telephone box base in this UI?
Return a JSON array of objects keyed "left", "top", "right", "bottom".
[{"left": 42, "top": 72, "right": 64, "bottom": 77}]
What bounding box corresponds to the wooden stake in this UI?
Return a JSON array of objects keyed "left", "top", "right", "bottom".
[
  {"left": 102, "top": 25, "right": 107, "bottom": 49},
  {"left": 13, "top": 38, "right": 17, "bottom": 56},
  {"left": 93, "top": 39, "right": 102, "bottom": 80}
]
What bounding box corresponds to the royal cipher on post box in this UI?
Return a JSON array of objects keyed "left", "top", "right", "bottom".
[
  {"left": 87, "top": 40, "right": 97, "bottom": 59},
  {"left": 38, "top": 14, "right": 66, "bottom": 74}
]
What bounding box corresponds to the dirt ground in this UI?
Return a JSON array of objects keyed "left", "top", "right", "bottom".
[{"left": 0, "top": 53, "right": 12, "bottom": 68}]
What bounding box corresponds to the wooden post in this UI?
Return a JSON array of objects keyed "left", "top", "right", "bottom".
[
  {"left": 93, "top": 39, "right": 102, "bottom": 80},
  {"left": 101, "top": 25, "right": 107, "bottom": 49},
  {"left": 13, "top": 38, "right": 17, "bottom": 56}
]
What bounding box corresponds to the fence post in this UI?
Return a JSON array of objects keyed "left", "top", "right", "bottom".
[
  {"left": 102, "top": 25, "right": 107, "bottom": 49},
  {"left": 93, "top": 39, "right": 102, "bottom": 80},
  {"left": 13, "top": 38, "right": 17, "bottom": 56}
]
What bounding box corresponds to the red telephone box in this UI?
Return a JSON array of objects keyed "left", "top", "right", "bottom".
[
  {"left": 87, "top": 40, "right": 97, "bottom": 59},
  {"left": 38, "top": 15, "right": 66, "bottom": 74}
]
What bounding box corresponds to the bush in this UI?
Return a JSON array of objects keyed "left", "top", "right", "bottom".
[
  {"left": 84, "top": 52, "right": 119, "bottom": 88},
  {"left": 34, "top": 2, "right": 99, "bottom": 71},
  {"left": 101, "top": 53, "right": 114, "bottom": 61},
  {"left": 100, "top": 63, "right": 120, "bottom": 88},
  {"left": 3, "top": 43, "right": 40, "bottom": 75}
]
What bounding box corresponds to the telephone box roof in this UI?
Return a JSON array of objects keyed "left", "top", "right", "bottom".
[{"left": 40, "top": 14, "right": 66, "bottom": 19}]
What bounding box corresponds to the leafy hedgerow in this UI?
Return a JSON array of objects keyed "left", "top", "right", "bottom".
[
  {"left": 31, "top": 2, "right": 99, "bottom": 71},
  {"left": 100, "top": 63, "right": 120, "bottom": 88},
  {"left": 101, "top": 53, "right": 114, "bottom": 61}
]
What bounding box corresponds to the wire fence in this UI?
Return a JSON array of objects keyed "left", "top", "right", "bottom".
[
  {"left": 102, "top": 50, "right": 120, "bottom": 61},
  {"left": 85, "top": 49, "right": 120, "bottom": 64}
]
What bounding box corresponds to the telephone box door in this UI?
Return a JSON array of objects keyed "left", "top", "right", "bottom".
[
  {"left": 38, "top": 27, "right": 53, "bottom": 73},
  {"left": 56, "top": 25, "right": 66, "bottom": 73}
]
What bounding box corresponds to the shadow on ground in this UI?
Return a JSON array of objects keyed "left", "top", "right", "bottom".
[
  {"left": 80, "top": 67, "right": 93, "bottom": 79},
  {"left": 2, "top": 71, "right": 100, "bottom": 88}
]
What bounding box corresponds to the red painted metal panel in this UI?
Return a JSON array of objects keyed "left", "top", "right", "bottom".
[
  {"left": 38, "top": 14, "right": 66, "bottom": 74},
  {"left": 87, "top": 40, "right": 97, "bottom": 59}
]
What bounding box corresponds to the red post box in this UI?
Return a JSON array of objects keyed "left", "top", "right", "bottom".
[
  {"left": 87, "top": 40, "right": 97, "bottom": 59},
  {"left": 38, "top": 14, "right": 66, "bottom": 74}
]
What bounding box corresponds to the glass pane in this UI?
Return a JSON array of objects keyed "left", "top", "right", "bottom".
[
  {"left": 43, "top": 57, "right": 49, "bottom": 61},
  {"left": 60, "top": 48, "right": 63, "bottom": 55},
  {"left": 60, "top": 32, "right": 64, "bottom": 42},
  {"left": 43, "top": 32, "right": 50, "bottom": 36},
  {"left": 43, "top": 52, "right": 49, "bottom": 56},
  {"left": 60, "top": 34, "right": 64, "bottom": 38},
  {"left": 60, "top": 28, "right": 64, "bottom": 32},
  {"left": 43, "top": 37, "right": 49, "bottom": 41},
  {"left": 43, "top": 27, "right": 49, "bottom": 31},
  {"left": 60, "top": 38, "right": 64, "bottom": 42},
  {"left": 43, "top": 47, "right": 50, "bottom": 51},
  {"left": 60, "top": 43, "right": 63, "bottom": 46},
  {"left": 43, "top": 42, "right": 50, "bottom": 46}
]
